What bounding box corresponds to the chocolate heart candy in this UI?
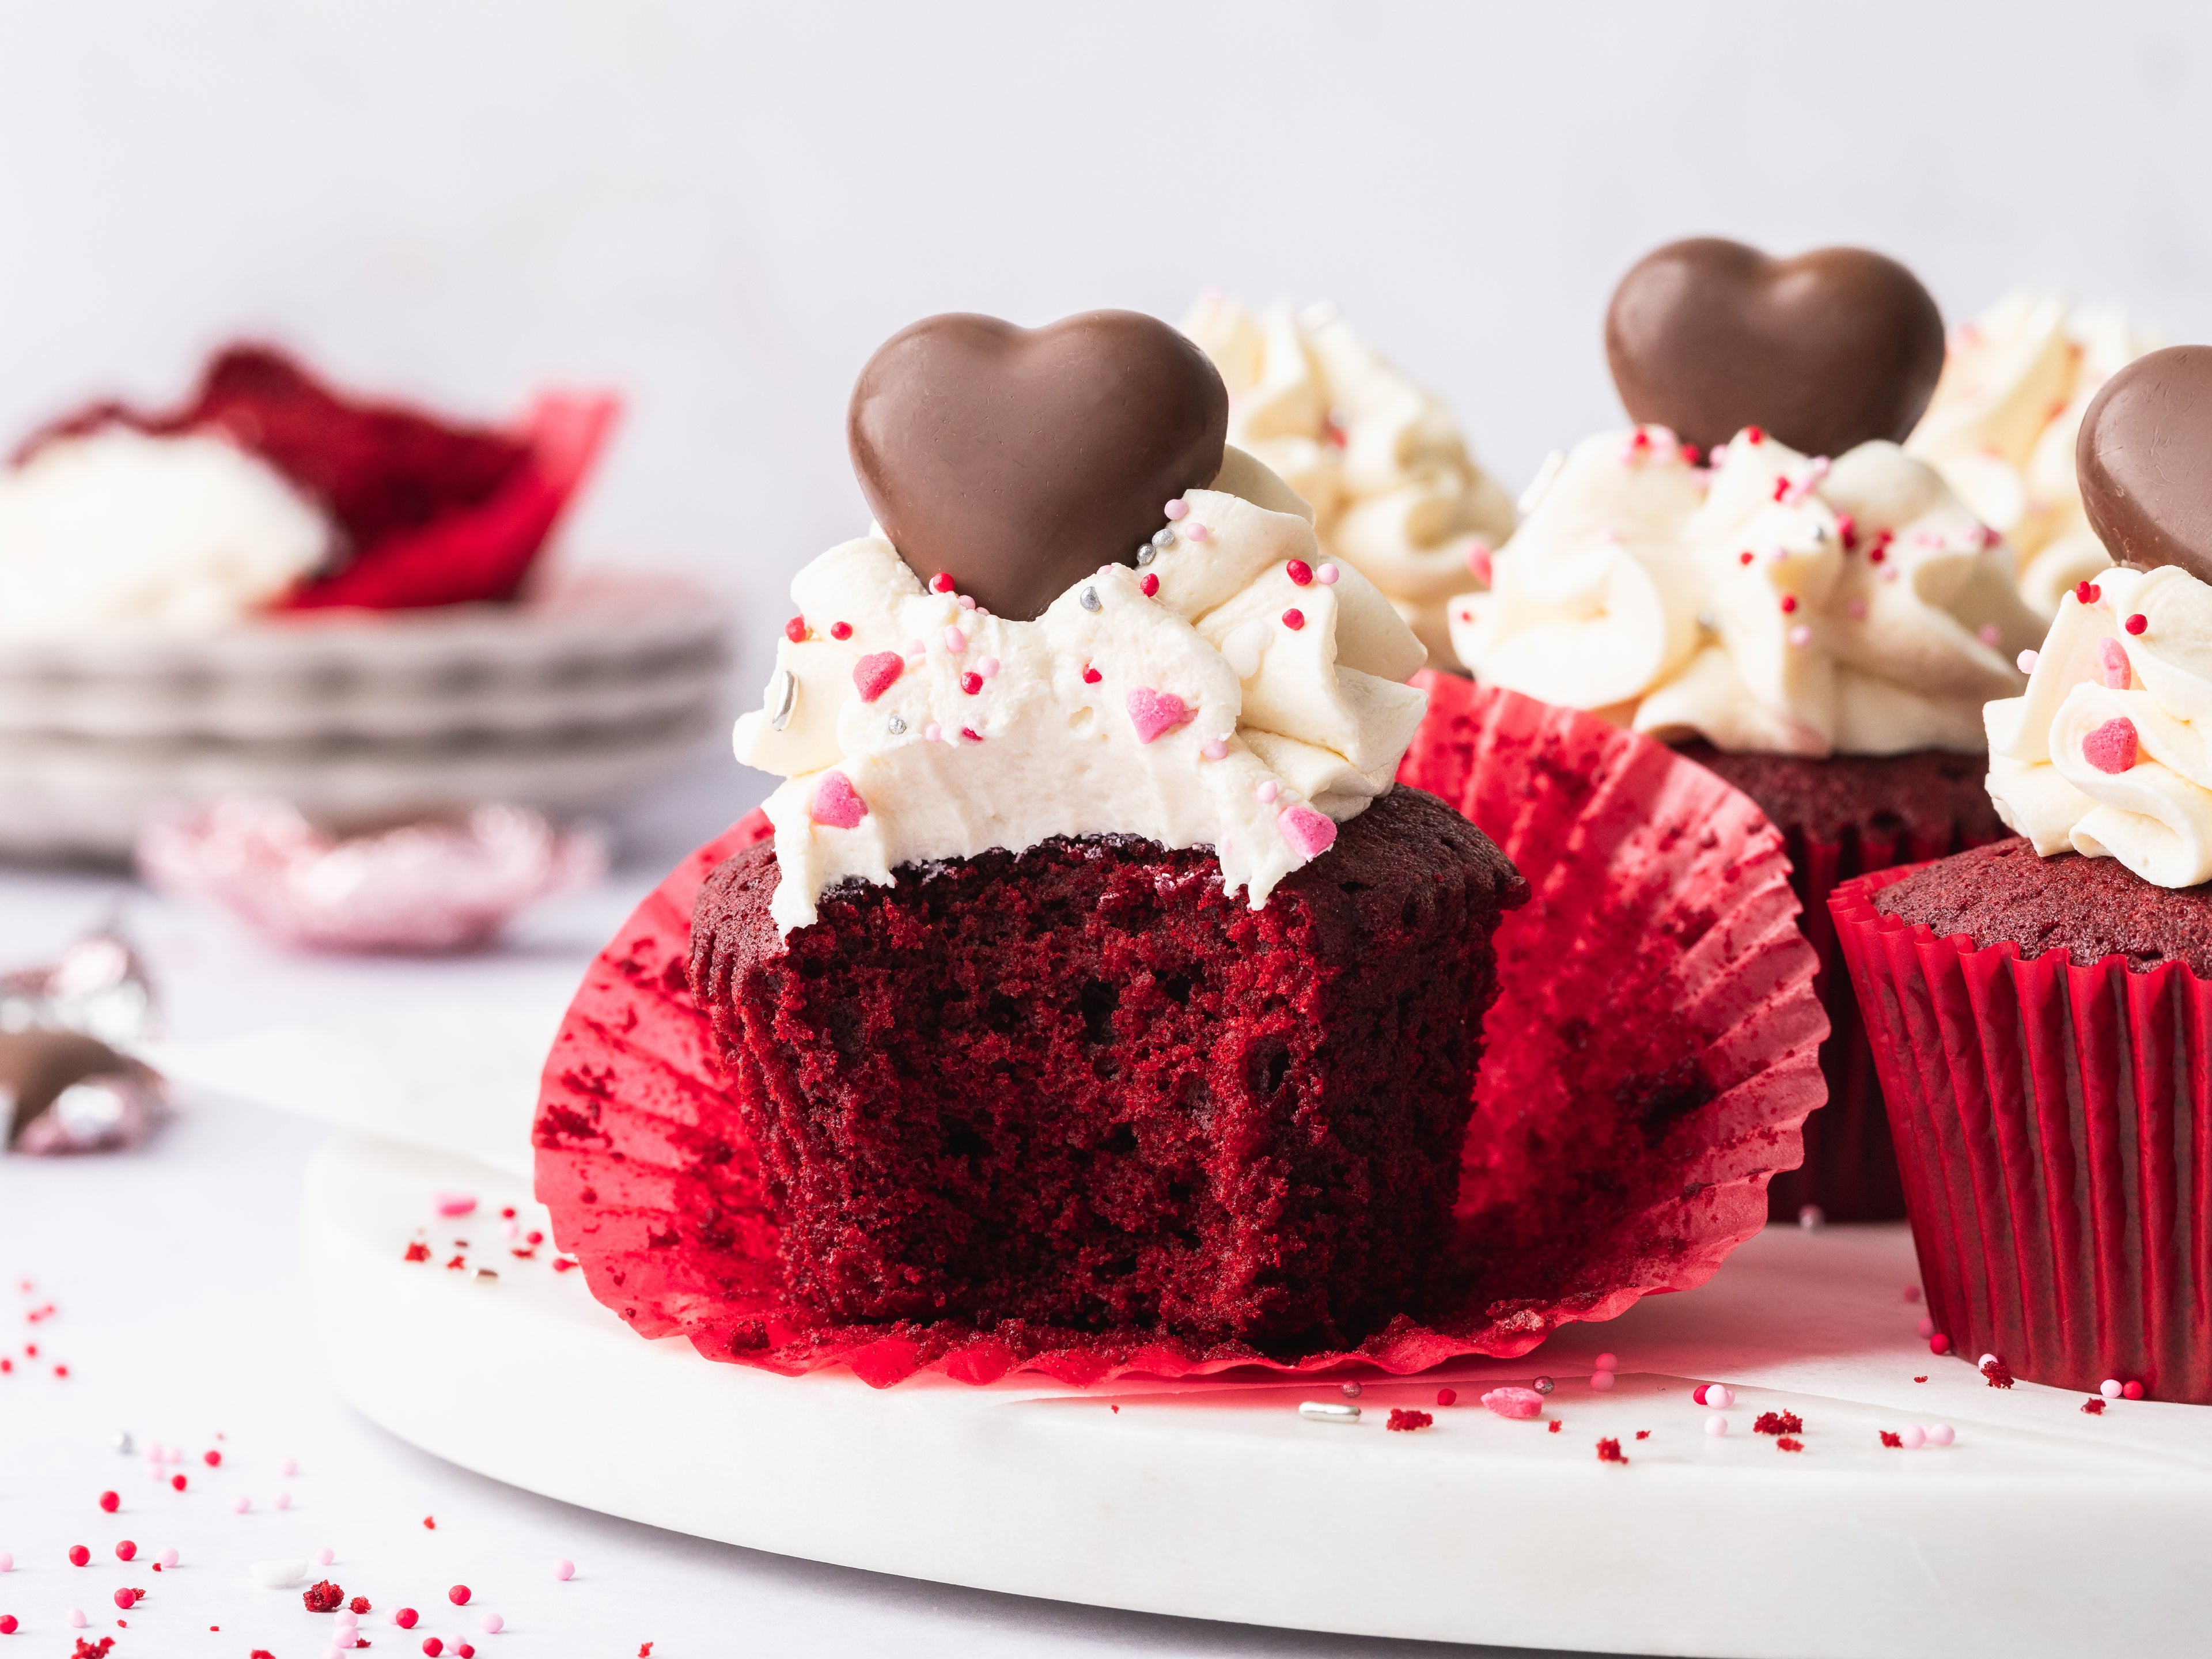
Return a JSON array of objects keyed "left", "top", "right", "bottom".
[
  {"left": 849, "top": 310, "right": 1228, "bottom": 620},
  {"left": 2077, "top": 345, "right": 2212, "bottom": 584},
  {"left": 1605, "top": 238, "right": 1945, "bottom": 458}
]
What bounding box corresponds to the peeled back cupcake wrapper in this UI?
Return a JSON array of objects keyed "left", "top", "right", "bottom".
[
  {"left": 1834, "top": 866, "right": 2212, "bottom": 1404},
  {"left": 535, "top": 675, "right": 1826, "bottom": 1387}
]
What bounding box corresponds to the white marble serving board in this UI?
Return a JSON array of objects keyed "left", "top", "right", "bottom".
[{"left": 305, "top": 1133, "right": 2212, "bottom": 1659}]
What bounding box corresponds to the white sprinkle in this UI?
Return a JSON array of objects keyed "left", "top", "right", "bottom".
[
  {"left": 958, "top": 594, "right": 976, "bottom": 611},
  {"left": 1787, "top": 624, "right": 1812, "bottom": 647},
  {"left": 1979, "top": 1353, "right": 1999, "bottom": 1370},
  {"left": 1900, "top": 1425, "right": 1926, "bottom": 1449},
  {"left": 976, "top": 656, "right": 1000, "bottom": 679},
  {"left": 1200, "top": 737, "right": 1228, "bottom": 760},
  {"left": 315, "top": 1546, "right": 334, "bottom": 1565},
  {"left": 1704, "top": 1414, "right": 1729, "bottom": 1437},
  {"left": 943, "top": 627, "right": 967, "bottom": 653},
  {"left": 1298, "top": 1401, "right": 1360, "bottom": 1423},
  {"left": 2101, "top": 1378, "right": 2123, "bottom": 1399},
  {"left": 1926, "top": 1423, "right": 1955, "bottom": 1446},
  {"left": 1256, "top": 781, "right": 1279, "bottom": 803},
  {"left": 275, "top": 1491, "right": 291, "bottom": 1510},
  {"left": 1316, "top": 562, "right": 1339, "bottom": 585},
  {"left": 1707, "top": 1384, "right": 1734, "bottom": 1409},
  {"left": 924, "top": 722, "right": 944, "bottom": 744},
  {"left": 2018, "top": 649, "right": 2040, "bottom": 674}
]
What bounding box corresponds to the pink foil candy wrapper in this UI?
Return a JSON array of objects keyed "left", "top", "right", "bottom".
[
  {"left": 138, "top": 797, "right": 606, "bottom": 953},
  {"left": 0, "top": 927, "right": 157, "bottom": 1046},
  {"left": 2, "top": 1028, "right": 168, "bottom": 1155},
  {"left": 534, "top": 676, "right": 1827, "bottom": 1388}
]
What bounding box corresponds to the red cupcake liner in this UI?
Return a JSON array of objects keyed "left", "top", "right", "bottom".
[
  {"left": 1832, "top": 868, "right": 2212, "bottom": 1402},
  {"left": 23, "top": 344, "right": 616, "bottom": 613},
  {"left": 535, "top": 672, "right": 1826, "bottom": 1387},
  {"left": 1765, "top": 820, "right": 1997, "bottom": 1224}
]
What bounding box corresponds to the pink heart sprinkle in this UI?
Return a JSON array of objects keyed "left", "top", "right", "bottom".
[
  {"left": 2082, "top": 716, "right": 2139, "bottom": 775},
  {"left": 1480, "top": 1387, "right": 1546, "bottom": 1420},
  {"left": 852, "top": 652, "right": 903, "bottom": 703},
  {"left": 1278, "top": 804, "right": 1338, "bottom": 861},
  {"left": 810, "top": 771, "right": 869, "bottom": 829},
  {"left": 2100, "top": 637, "right": 2131, "bottom": 690},
  {"left": 1126, "top": 687, "right": 1194, "bottom": 744}
]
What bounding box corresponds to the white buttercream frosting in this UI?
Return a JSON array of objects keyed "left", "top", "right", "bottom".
[
  {"left": 1181, "top": 296, "right": 1514, "bottom": 671},
  {"left": 733, "top": 448, "right": 1430, "bottom": 933},
  {"left": 1987, "top": 565, "right": 2212, "bottom": 889},
  {"left": 1448, "top": 426, "right": 2042, "bottom": 757},
  {"left": 1908, "top": 291, "right": 2162, "bottom": 619},
  {"left": 0, "top": 426, "right": 331, "bottom": 638}
]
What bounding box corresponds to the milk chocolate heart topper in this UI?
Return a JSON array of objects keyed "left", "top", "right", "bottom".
[
  {"left": 848, "top": 310, "right": 1230, "bottom": 621},
  {"left": 2077, "top": 344, "right": 2212, "bottom": 586},
  {"left": 1605, "top": 237, "right": 1946, "bottom": 459}
]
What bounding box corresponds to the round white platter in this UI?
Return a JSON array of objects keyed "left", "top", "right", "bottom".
[{"left": 306, "top": 1133, "right": 2212, "bottom": 1659}]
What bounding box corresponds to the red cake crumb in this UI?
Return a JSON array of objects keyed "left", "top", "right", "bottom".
[
  {"left": 422, "top": 1516, "right": 436, "bottom": 1530},
  {"left": 351, "top": 1596, "right": 372, "bottom": 1614},
  {"left": 688, "top": 786, "right": 1525, "bottom": 1351},
  {"left": 1596, "top": 1437, "right": 1628, "bottom": 1464},
  {"left": 444, "top": 1255, "right": 465, "bottom": 1271},
  {"left": 1634, "top": 1430, "right": 1649, "bottom": 1440},
  {"left": 1386, "top": 1408, "right": 1434, "bottom": 1432},
  {"left": 1753, "top": 1410, "right": 1803, "bottom": 1436},
  {"left": 2083, "top": 1397, "right": 2107, "bottom": 1415},
  {"left": 1982, "top": 1355, "right": 2016, "bottom": 1389},
  {"left": 1879, "top": 1430, "right": 1903, "bottom": 1448},
  {"left": 1776, "top": 1436, "right": 1804, "bottom": 1452},
  {"left": 73, "top": 1641, "right": 115, "bottom": 1659},
  {"left": 404, "top": 1243, "right": 431, "bottom": 1263},
  {"left": 304, "top": 1580, "right": 345, "bottom": 1612},
  {"left": 1548, "top": 1420, "right": 1561, "bottom": 1433},
  {"left": 1914, "top": 1376, "right": 1927, "bottom": 1383}
]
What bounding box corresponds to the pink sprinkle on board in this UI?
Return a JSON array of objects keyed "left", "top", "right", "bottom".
[
  {"left": 1126, "top": 687, "right": 1194, "bottom": 744},
  {"left": 2082, "top": 717, "right": 2139, "bottom": 775},
  {"left": 1480, "top": 1387, "right": 1545, "bottom": 1419},
  {"left": 434, "top": 1194, "right": 476, "bottom": 1218},
  {"left": 1278, "top": 804, "right": 1337, "bottom": 860},
  {"left": 809, "top": 772, "right": 868, "bottom": 830},
  {"left": 852, "top": 652, "right": 903, "bottom": 703}
]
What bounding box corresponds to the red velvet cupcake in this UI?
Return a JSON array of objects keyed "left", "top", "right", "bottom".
[
  {"left": 535, "top": 310, "right": 1828, "bottom": 1386},
  {"left": 1832, "top": 346, "right": 2212, "bottom": 1400},
  {"left": 1452, "top": 238, "right": 2043, "bottom": 1221}
]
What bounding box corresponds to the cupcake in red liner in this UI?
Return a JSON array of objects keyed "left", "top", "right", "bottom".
[
  {"left": 536, "top": 667, "right": 1824, "bottom": 1384},
  {"left": 1831, "top": 344, "right": 2212, "bottom": 1402},
  {"left": 10, "top": 343, "right": 616, "bottom": 626},
  {"left": 1448, "top": 237, "right": 2043, "bottom": 1221}
]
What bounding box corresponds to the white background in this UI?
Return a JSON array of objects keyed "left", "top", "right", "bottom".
[{"left": 3, "top": 0, "right": 2207, "bottom": 858}]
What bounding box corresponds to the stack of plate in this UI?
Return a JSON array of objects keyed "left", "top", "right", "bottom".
[{"left": 0, "top": 567, "right": 733, "bottom": 860}]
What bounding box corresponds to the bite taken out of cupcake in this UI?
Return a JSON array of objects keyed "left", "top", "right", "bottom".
[
  {"left": 1908, "top": 291, "right": 2162, "bottom": 619},
  {"left": 700, "top": 310, "right": 1528, "bottom": 1351},
  {"left": 1448, "top": 237, "right": 2044, "bottom": 1224},
  {"left": 1181, "top": 296, "right": 1516, "bottom": 672},
  {"left": 1835, "top": 343, "right": 2212, "bottom": 1403}
]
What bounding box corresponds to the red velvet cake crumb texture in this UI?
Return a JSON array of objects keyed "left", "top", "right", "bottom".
[
  {"left": 1386, "top": 1408, "right": 1434, "bottom": 1432},
  {"left": 1775, "top": 1435, "right": 1804, "bottom": 1452},
  {"left": 1596, "top": 1437, "right": 1627, "bottom": 1463},
  {"left": 1879, "top": 1430, "right": 1903, "bottom": 1448},
  {"left": 690, "top": 787, "right": 1527, "bottom": 1352},
  {"left": 1752, "top": 1410, "right": 1802, "bottom": 1435},
  {"left": 1982, "top": 1355, "right": 2016, "bottom": 1389},
  {"left": 302, "top": 1580, "right": 344, "bottom": 1613},
  {"left": 1876, "top": 838, "right": 2212, "bottom": 977}
]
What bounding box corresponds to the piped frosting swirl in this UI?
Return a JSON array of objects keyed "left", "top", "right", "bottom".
[
  {"left": 1449, "top": 425, "right": 2041, "bottom": 756},
  {"left": 734, "top": 448, "right": 1429, "bottom": 933}
]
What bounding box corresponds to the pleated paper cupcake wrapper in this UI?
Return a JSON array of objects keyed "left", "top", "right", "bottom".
[
  {"left": 1832, "top": 867, "right": 2212, "bottom": 1403},
  {"left": 1763, "top": 820, "right": 1999, "bottom": 1224},
  {"left": 534, "top": 672, "right": 1825, "bottom": 1387}
]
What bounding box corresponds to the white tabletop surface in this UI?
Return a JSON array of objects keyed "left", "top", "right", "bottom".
[{"left": 0, "top": 861, "right": 1589, "bottom": 1659}]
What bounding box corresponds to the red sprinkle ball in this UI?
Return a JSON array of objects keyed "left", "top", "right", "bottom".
[
  {"left": 2126, "top": 612, "right": 2148, "bottom": 635},
  {"left": 930, "top": 572, "right": 956, "bottom": 594},
  {"left": 98, "top": 1491, "right": 119, "bottom": 1513},
  {"left": 0, "top": 1615, "right": 16, "bottom": 1634},
  {"left": 782, "top": 616, "right": 806, "bottom": 643},
  {"left": 202, "top": 1450, "right": 221, "bottom": 1468},
  {"left": 1286, "top": 559, "right": 1313, "bottom": 586},
  {"left": 1435, "top": 1387, "right": 1457, "bottom": 1407},
  {"left": 1752, "top": 1410, "right": 1803, "bottom": 1437},
  {"left": 170, "top": 1475, "right": 185, "bottom": 1492},
  {"left": 1737, "top": 550, "right": 1754, "bottom": 566},
  {"left": 1081, "top": 664, "right": 1101, "bottom": 684},
  {"left": 1139, "top": 573, "right": 1160, "bottom": 598},
  {"left": 1929, "top": 1334, "right": 1950, "bottom": 1355},
  {"left": 2082, "top": 1397, "right": 2107, "bottom": 1415},
  {"left": 69, "top": 1544, "right": 90, "bottom": 1566},
  {"left": 1776, "top": 1437, "right": 1805, "bottom": 1453},
  {"left": 114, "top": 1542, "right": 135, "bottom": 1562},
  {"left": 112, "top": 1589, "right": 141, "bottom": 1611},
  {"left": 396, "top": 1607, "right": 421, "bottom": 1628},
  {"left": 1596, "top": 1437, "right": 1628, "bottom": 1464},
  {"left": 1879, "top": 1430, "right": 1904, "bottom": 1448},
  {"left": 1744, "top": 426, "right": 1764, "bottom": 444},
  {"left": 1778, "top": 594, "right": 1798, "bottom": 614},
  {"left": 2076, "top": 579, "right": 2103, "bottom": 605},
  {"left": 1385, "top": 1408, "right": 1433, "bottom": 1433},
  {"left": 959, "top": 672, "right": 983, "bottom": 696},
  {"left": 2124, "top": 1381, "right": 2146, "bottom": 1400},
  {"left": 449, "top": 1585, "right": 472, "bottom": 1606},
  {"left": 830, "top": 621, "right": 853, "bottom": 641},
  {"left": 1281, "top": 608, "right": 1305, "bottom": 631},
  {"left": 304, "top": 1581, "right": 345, "bottom": 1613},
  {"left": 424, "top": 1641, "right": 444, "bottom": 1658}
]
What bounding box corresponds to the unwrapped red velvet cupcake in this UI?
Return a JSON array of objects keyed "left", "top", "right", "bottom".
[
  {"left": 1451, "top": 238, "right": 2044, "bottom": 1222},
  {"left": 535, "top": 308, "right": 1827, "bottom": 1387},
  {"left": 1834, "top": 344, "right": 2212, "bottom": 1402}
]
